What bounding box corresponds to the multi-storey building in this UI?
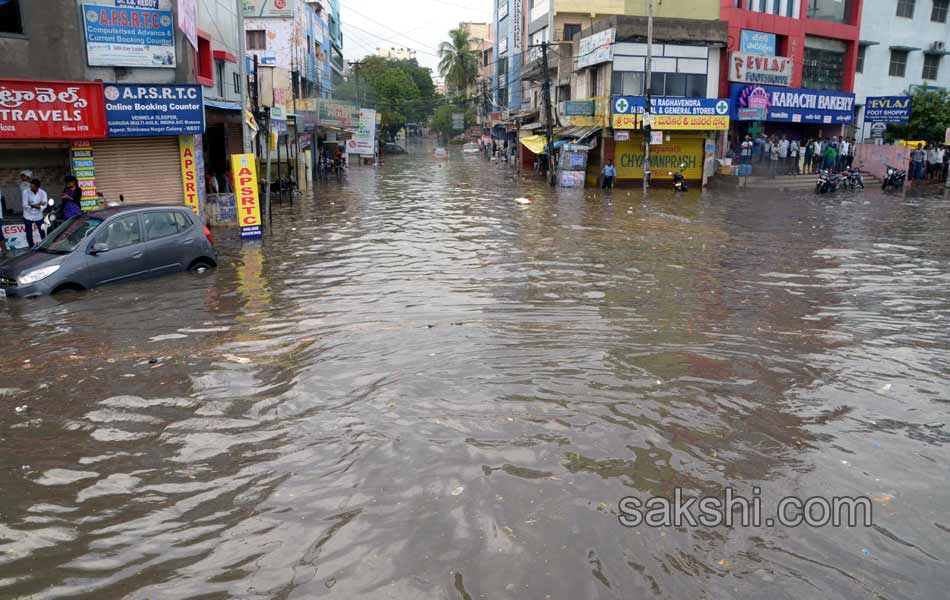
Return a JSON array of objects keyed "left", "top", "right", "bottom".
[{"left": 854, "top": 0, "right": 950, "bottom": 140}]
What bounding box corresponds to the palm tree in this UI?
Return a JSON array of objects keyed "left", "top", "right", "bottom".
[{"left": 439, "top": 28, "right": 479, "bottom": 95}]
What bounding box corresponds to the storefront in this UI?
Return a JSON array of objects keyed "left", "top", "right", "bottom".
[
  {"left": 610, "top": 95, "right": 731, "bottom": 185},
  {"left": 728, "top": 83, "right": 856, "bottom": 142},
  {"left": 204, "top": 99, "right": 246, "bottom": 193},
  {"left": 0, "top": 79, "right": 107, "bottom": 249}
]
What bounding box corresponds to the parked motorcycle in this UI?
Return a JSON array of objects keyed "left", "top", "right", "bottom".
[
  {"left": 815, "top": 169, "right": 841, "bottom": 194},
  {"left": 840, "top": 167, "right": 864, "bottom": 190},
  {"left": 39, "top": 199, "right": 57, "bottom": 237},
  {"left": 668, "top": 163, "right": 688, "bottom": 192},
  {"left": 881, "top": 166, "right": 906, "bottom": 191}
]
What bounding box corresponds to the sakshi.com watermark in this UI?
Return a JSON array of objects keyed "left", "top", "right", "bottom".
[{"left": 618, "top": 487, "right": 873, "bottom": 528}]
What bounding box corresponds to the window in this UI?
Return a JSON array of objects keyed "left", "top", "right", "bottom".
[
  {"left": 196, "top": 30, "right": 213, "bottom": 87},
  {"left": 563, "top": 24, "right": 581, "bottom": 41},
  {"left": 0, "top": 0, "right": 23, "bottom": 34},
  {"left": 173, "top": 211, "right": 194, "bottom": 231},
  {"left": 483, "top": 49, "right": 490, "bottom": 67},
  {"left": 233, "top": 72, "right": 241, "bottom": 94},
  {"left": 933, "top": 0, "right": 949, "bottom": 21},
  {"left": 664, "top": 73, "right": 687, "bottom": 96},
  {"left": 143, "top": 211, "right": 182, "bottom": 241},
  {"left": 896, "top": 0, "right": 915, "bottom": 18},
  {"left": 889, "top": 49, "right": 908, "bottom": 76},
  {"left": 216, "top": 61, "right": 226, "bottom": 96},
  {"left": 685, "top": 73, "right": 707, "bottom": 97},
  {"left": 611, "top": 72, "right": 705, "bottom": 97},
  {"left": 803, "top": 44, "right": 846, "bottom": 90},
  {"left": 246, "top": 30, "right": 266, "bottom": 51},
  {"left": 856, "top": 45, "right": 867, "bottom": 73},
  {"left": 923, "top": 53, "right": 941, "bottom": 79},
  {"left": 98, "top": 215, "right": 143, "bottom": 250},
  {"left": 808, "top": 0, "right": 854, "bottom": 23},
  {"left": 497, "top": 17, "right": 509, "bottom": 46},
  {"left": 589, "top": 69, "right": 598, "bottom": 96}
]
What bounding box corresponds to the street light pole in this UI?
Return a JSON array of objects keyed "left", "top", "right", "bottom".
[{"left": 643, "top": 0, "right": 653, "bottom": 192}]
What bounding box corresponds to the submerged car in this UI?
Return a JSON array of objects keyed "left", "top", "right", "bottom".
[
  {"left": 0, "top": 205, "right": 217, "bottom": 298},
  {"left": 383, "top": 142, "right": 407, "bottom": 154},
  {"left": 462, "top": 142, "right": 481, "bottom": 154}
]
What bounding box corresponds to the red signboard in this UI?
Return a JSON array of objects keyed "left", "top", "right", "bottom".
[{"left": 0, "top": 79, "right": 107, "bottom": 139}]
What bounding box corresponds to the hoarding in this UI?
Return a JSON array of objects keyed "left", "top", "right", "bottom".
[
  {"left": 178, "top": 0, "right": 197, "bottom": 50},
  {"left": 179, "top": 135, "right": 202, "bottom": 216},
  {"left": 864, "top": 96, "right": 912, "bottom": 123},
  {"left": 0, "top": 80, "right": 107, "bottom": 139},
  {"left": 82, "top": 4, "right": 176, "bottom": 67},
  {"left": 231, "top": 154, "right": 263, "bottom": 239},
  {"left": 729, "top": 83, "right": 855, "bottom": 124},
  {"left": 612, "top": 96, "right": 732, "bottom": 130},
  {"left": 729, "top": 52, "right": 793, "bottom": 87},
  {"left": 615, "top": 135, "right": 705, "bottom": 180},
  {"left": 564, "top": 100, "right": 595, "bottom": 116},
  {"left": 70, "top": 140, "right": 99, "bottom": 211},
  {"left": 576, "top": 28, "right": 615, "bottom": 70},
  {"left": 104, "top": 84, "right": 204, "bottom": 137},
  {"left": 346, "top": 108, "right": 377, "bottom": 156},
  {"left": 242, "top": 0, "right": 293, "bottom": 17},
  {"left": 740, "top": 30, "right": 776, "bottom": 56},
  {"left": 318, "top": 100, "right": 360, "bottom": 128}
]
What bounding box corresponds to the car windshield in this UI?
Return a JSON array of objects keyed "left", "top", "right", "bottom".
[{"left": 36, "top": 215, "right": 104, "bottom": 254}]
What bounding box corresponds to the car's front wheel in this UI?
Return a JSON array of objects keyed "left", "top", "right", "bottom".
[{"left": 188, "top": 259, "right": 216, "bottom": 274}]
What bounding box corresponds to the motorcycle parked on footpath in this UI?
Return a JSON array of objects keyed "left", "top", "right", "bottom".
[
  {"left": 816, "top": 169, "right": 841, "bottom": 194},
  {"left": 841, "top": 167, "right": 864, "bottom": 190},
  {"left": 881, "top": 166, "right": 906, "bottom": 191}
]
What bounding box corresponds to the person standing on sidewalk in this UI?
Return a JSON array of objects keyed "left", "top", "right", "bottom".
[
  {"left": 838, "top": 138, "right": 850, "bottom": 172},
  {"left": 601, "top": 160, "right": 616, "bottom": 189},
  {"left": 911, "top": 144, "right": 925, "bottom": 180},
  {"left": 22, "top": 178, "right": 47, "bottom": 248},
  {"left": 778, "top": 135, "right": 789, "bottom": 173},
  {"left": 740, "top": 135, "right": 753, "bottom": 165},
  {"left": 60, "top": 176, "right": 83, "bottom": 220},
  {"left": 789, "top": 138, "right": 800, "bottom": 174},
  {"left": 768, "top": 136, "right": 780, "bottom": 179}
]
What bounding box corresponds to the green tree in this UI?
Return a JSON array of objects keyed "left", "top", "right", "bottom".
[
  {"left": 342, "top": 56, "right": 436, "bottom": 140},
  {"left": 430, "top": 103, "right": 475, "bottom": 143},
  {"left": 887, "top": 87, "right": 950, "bottom": 142},
  {"left": 438, "top": 28, "right": 478, "bottom": 95}
]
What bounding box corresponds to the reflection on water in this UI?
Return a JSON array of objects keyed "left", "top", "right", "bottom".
[{"left": 2, "top": 143, "right": 950, "bottom": 598}]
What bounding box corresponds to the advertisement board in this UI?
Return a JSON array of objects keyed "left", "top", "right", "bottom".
[
  {"left": 728, "top": 52, "right": 793, "bottom": 87},
  {"left": 564, "top": 100, "right": 595, "bottom": 116},
  {"left": 82, "top": 4, "right": 175, "bottom": 67},
  {"left": 0, "top": 80, "right": 107, "bottom": 139},
  {"left": 576, "top": 28, "right": 615, "bottom": 70},
  {"left": 179, "top": 135, "right": 202, "bottom": 216},
  {"left": 614, "top": 135, "right": 704, "bottom": 180},
  {"left": 242, "top": 0, "right": 293, "bottom": 17},
  {"left": 864, "top": 96, "right": 912, "bottom": 123},
  {"left": 104, "top": 84, "right": 204, "bottom": 137},
  {"left": 70, "top": 140, "right": 99, "bottom": 211},
  {"left": 730, "top": 83, "right": 855, "bottom": 124},
  {"left": 740, "top": 30, "right": 776, "bottom": 56},
  {"left": 318, "top": 100, "right": 360, "bottom": 128},
  {"left": 178, "top": 0, "right": 197, "bottom": 50},
  {"left": 346, "top": 108, "right": 377, "bottom": 156},
  {"left": 231, "top": 154, "right": 263, "bottom": 239},
  {"left": 613, "top": 97, "right": 731, "bottom": 130}
]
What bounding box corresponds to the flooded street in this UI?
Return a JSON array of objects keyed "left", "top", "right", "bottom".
[{"left": 2, "top": 142, "right": 950, "bottom": 599}]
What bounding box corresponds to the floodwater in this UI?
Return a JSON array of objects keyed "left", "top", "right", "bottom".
[{"left": 2, "top": 142, "right": 950, "bottom": 600}]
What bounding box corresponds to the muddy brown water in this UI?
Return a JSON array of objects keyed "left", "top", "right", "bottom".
[{"left": 2, "top": 142, "right": 950, "bottom": 599}]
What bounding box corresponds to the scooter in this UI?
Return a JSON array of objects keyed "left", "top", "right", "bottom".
[
  {"left": 816, "top": 169, "right": 840, "bottom": 194},
  {"left": 40, "top": 198, "right": 57, "bottom": 237},
  {"left": 881, "top": 166, "right": 906, "bottom": 191},
  {"left": 842, "top": 167, "right": 864, "bottom": 190},
  {"left": 668, "top": 163, "right": 688, "bottom": 192}
]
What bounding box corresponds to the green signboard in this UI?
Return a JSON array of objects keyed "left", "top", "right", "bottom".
[
  {"left": 318, "top": 100, "right": 360, "bottom": 128},
  {"left": 564, "top": 100, "right": 595, "bottom": 116}
]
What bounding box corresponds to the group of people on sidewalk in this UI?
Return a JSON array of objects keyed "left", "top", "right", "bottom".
[
  {"left": 908, "top": 142, "right": 950, "bottom": 182},
  {"left": 736, "top": 134, "right": 856, "bottom": 179},
  {"left": 0, "top": 171, "right": 83, "bottom": 255}
]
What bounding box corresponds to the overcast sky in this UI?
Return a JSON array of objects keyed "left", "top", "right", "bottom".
[{"left": 340, "top": 0, "right": 494, "bottom": 81}]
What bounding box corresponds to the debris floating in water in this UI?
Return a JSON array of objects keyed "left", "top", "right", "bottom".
[
  {"left": 451, "top": 486, "right": 464, "bottom": 496},
  {"left": 222, "top": 354, "right": 252, "bottom": 364},
  {"left": 514, "top": 197, "right": 532, "bottom": 205},
  {"left": 14, "top": 405, "right": 29, "bottom": 414}
]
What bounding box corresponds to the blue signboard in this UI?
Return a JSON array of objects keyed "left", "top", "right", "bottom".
[
  {"left": 82, "top": 5, "right": 175, "bottom": 67},
  {"left": 864, "top": 96, "right": 912, "bottom": 123},
  {"left": 729, "top": 83, "right": 855, "bottom": 124},
  {"left": 103, "top": 84, "right": 205, "bottom": 137},
  {"left": 116, "top": 0, "right": 159, "bottom": 7},
  {"left": 564, "top": 100, "right": 595, "bottom": 116},
  {"left": 613, "top": 96, "right": 731, "bottom": 116},
  {"left": 740, "top": 30, "right": 777, "bottom": 56}
]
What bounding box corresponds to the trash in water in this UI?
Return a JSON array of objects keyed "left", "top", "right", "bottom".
[
  {"left": 514, "top": 197, "right": 531, "bottom": 205},
  {"left": 862, "top": 548, "right": 871, "bottom": 557},
  {"left": 718, "top": 559, "right": 733, "bottom": 568},
  {"left": 871, "top": 494, "right": 894, "bottom": 505},
  {"left": 451, "top": 486, "right": 464, "bottom": 496},
  {"left": 223, "top": 354, "right": 252, "bottom": 364},
  {"left": 878, "top": 383, "right": 892, "bottom": 393},
  {"left": 148, "top": 358, "right": 158, "bottom": 364},
  {"left": 14, "top": 405, "right": 29, "bottom": 414}
]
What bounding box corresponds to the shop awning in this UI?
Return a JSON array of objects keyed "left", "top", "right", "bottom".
[
  {"left": 520, "top": 135, "right": 547, "bottom": 155},
  {"left": 557, "top": 126, "right": 602, "bottom": 142},
  {"left": 889, "top": 45, "right": 921, "bottom": 51},
  {"left": 204, "top": 99, "right": 242, "bottom": 111},
  {"left": 521, "top": 121, "right": 544, "bottom": 131}
]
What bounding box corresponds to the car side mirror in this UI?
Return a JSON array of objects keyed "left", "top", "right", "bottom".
[{"left": 91, "top": 242, "right": 110, "bottom": 255}]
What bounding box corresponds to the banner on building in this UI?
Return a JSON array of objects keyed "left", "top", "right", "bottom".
[
  {"left": 576, "top": 28, "right": 615, "bottom": 70},
  {"left": 71, "top": 140, "right": 99, "bottom": 211},
  {"left": 117, "top": 0, "right": 159, "bottom": 7},
  {"left": 346, "top": 108, "right": 377, "bottom": 156},
  {"left": 614, "top": 134, "right": 704, "bottom": 180},
  {"left": 564, "top": 100, "right": 595, "bottom": 116},
  {"left": 864, "top": 96, "right": 912, "bottom": 123},
  {"left": 178, "top": 0, "right": 197, "bottom": 50},
  {"left": 82, "top": 4, "right": 176, "bottom": 67},
  {"left": 612, "top": 96, "right": 731, "bottom": 130},
  {"left": 0, "top": 80, "right": 107, "bottom": 139},
  {"left": 729, "top": 52, "right": 793, "bottom": 87},
  {"left": 740, "top": 30, "right": 776, "bottom": 56},
  {"left": 730, "top": 83, "right": 855, "bottom": 124},
  {"left": 512, "top": 0, "right": 522, "bottom": 54},
  {"left": 179, "top": 135, "right": 203, "bottom": 217},
  {"left": 242, "top": 0, "right": 293, "bottom": 17},
  {"left": 104, "top": 84, "right": 204, "bottom": 136},
  {"left": 318, "top": 99, "right": 360, "bottom": 128},
  {"left": 452, "top": 112, "right": 465, "bottom": 130},
  {"left": 231, "top": 153, "right": 263, "bottom": 239}
]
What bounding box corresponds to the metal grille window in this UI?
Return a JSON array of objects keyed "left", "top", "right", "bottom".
[
  {"left": 802, "top": 46, "right": 846, "bottom": 90},
  {"left": 246, "top": 30, "right": 266, "bottom": 51},
  {"left": 932, "top": 0, "right": 949, "bottom": 21},
  {"left": 923, "top": 54, "right": 941, "bottom": 79},
  {"left": 857, "top": 45, "right": 866, "bottom": 72},
  {"left": 889, "top": 49, "right": 908, "bottom": 76},
  {"left": 563, "top": 24, "right": 581, "bottom": 41},
  {"left": 896, "top": 0, "right": 915, "bottom": 18}
]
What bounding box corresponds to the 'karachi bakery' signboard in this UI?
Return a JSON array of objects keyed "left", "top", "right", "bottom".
[
  {"left": 613, "top": 96, "right": 731, "bottom": 130},
  {"left": 82, "top": 4, "right": 176, "bottom": 67},
  {"left": 0, "top": 80, "right": 107, "bottom": 139},
  {"left": 729, "top": 52, "right": 793, "bottom": 87},
  {"left": 730, "top": 83, "right": 855, "bottom": 124}
]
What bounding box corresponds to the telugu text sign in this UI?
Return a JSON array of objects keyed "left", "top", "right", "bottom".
[
  {"left": 613, "top": 97, "right": 732, "bottom": 130},
  {"left": 0, "top": 80, "right": 107, "bottom": 139},
  {"left": 864, "top": 96, "right": 912, "bottom": 123},
  {"left": 82, "top": 5, "right": 176, "bottom": 67},
  {"left": 728, "top": 52, "right": 793, "bottom": 87},
  {"left": 576, "top": 28, "right": 615, "bottom": 70},
  {"left": 740, "top": 30, "right": 776, "bottom": 56},
  {"left": 231, "top": 154, "right": 263, "bottom": 239},
  {"left": 104, "top": 84, "right": 204, "bottom": 137}
]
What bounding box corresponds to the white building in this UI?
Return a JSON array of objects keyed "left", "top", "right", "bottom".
[
  {"left": 854, "top": 0, "right": 950, "bottom": 139},
  {"left": 375, "top": 47, "right": 417, "bottom": 61}
]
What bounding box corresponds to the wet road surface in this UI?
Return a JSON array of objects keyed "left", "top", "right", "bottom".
[{"left": 2, "top": 142, "right": 950, "bottom": 599}]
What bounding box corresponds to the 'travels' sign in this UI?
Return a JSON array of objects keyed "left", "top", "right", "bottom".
[{"left": 729, "top": 52, "right": 793, "bottom": 87}]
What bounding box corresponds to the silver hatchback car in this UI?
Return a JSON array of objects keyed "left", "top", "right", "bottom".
[{"left": 0, "top": 205, "right": 217, "bottom": 298}]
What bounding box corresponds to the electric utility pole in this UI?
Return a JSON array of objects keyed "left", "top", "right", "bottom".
[
  {"left": 643, "top": 0, "right": 654, "bottom": 192},
  {"left": 541, "top": 41, "right": 557, "bottom": 186}
]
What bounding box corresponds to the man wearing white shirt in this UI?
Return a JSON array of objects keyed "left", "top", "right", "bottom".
[{"left": 21, "top": 178, "right": 47, "bottom": 248}]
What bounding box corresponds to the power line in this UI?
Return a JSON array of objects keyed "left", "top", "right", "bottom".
[
  {"left": 344, "top": 21, "right": 440, "bottom": 57},
  {"left": 344, "top": 4, "right": 440, "bottom": 55}
]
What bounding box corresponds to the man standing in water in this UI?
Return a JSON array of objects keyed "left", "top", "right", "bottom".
[
  {"left": 601, "top": 160, "right": 616, "bottom": 189},
  {"left": 22, "top": 178, "right": 47, "bottom": 248}
]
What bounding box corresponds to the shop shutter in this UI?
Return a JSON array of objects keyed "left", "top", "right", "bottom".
[
  {"left": 93, "top": 137, "right": 184, "bottom": 206},
  {"left": 226, "top": 121, "right": 245, "bottom": 157}
]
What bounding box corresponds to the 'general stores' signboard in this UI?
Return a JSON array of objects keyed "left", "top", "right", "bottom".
[
  {"left": 729, "top": 52, "right": 793, "bottom": 87},
  {"left": 0, "top": 80, "right": 107, "bottom": 139},
  {"left": 318, "top": 100, "right": 360, "bottom": 128}
]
